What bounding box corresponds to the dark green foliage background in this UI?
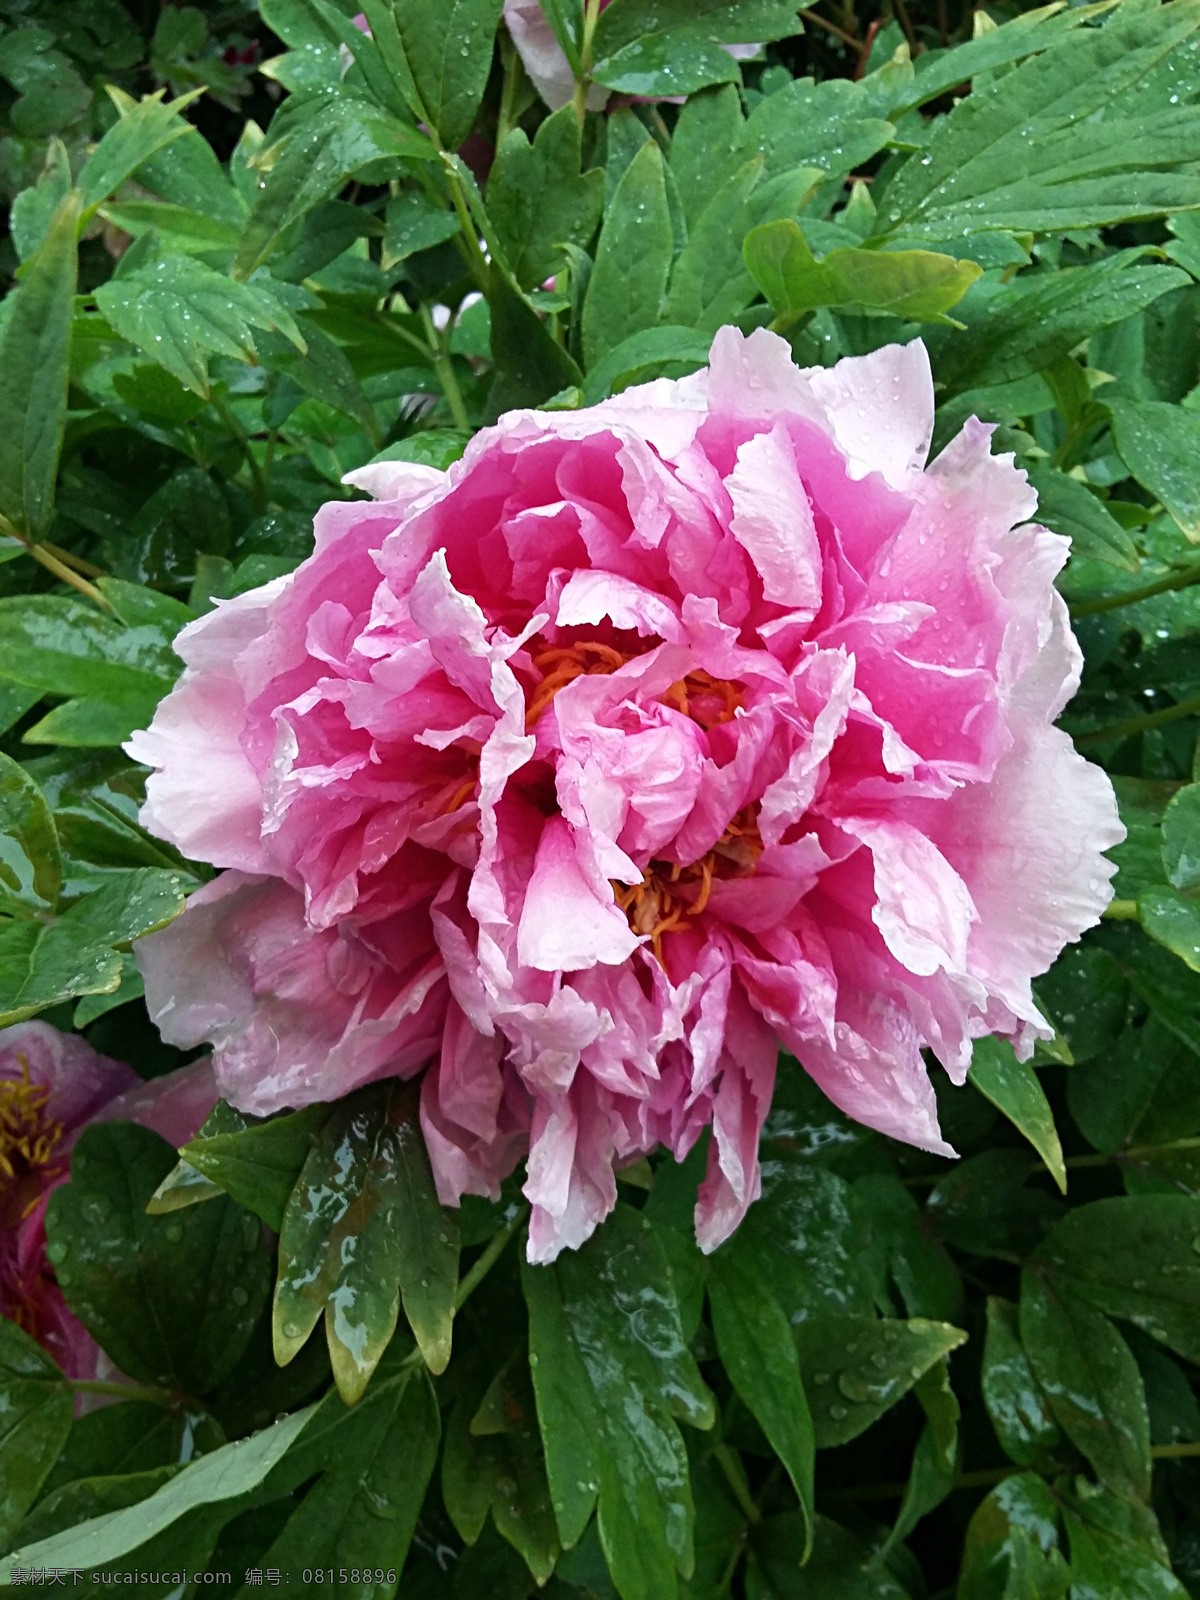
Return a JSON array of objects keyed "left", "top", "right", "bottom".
[{"left": 5, "top": 0, "right": 1200, "bottom": 1595}]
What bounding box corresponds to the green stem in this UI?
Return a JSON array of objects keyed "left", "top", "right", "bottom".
[
  {"left": 210, "top": 393, "right": 268, "bottom": 513},
  {"left": 441, "top": 160, "right": 491, "bottom": 295},
  {"left": 497, "top": 31, "right": 522, "bottom": 147},
  {"left": 419, "top": 303, "right": 471, "bottom": 432},
  {"left": 68, "top": 1378, "right": 174, "bottom": 1405},
  {"left": 713, "top": 1442, "right": 762, "bottom": 1525},
  {"left": 455, "top": 1204, "right": 528, "bottom": 1312},
  {"left": 572, "top": 0, "right": 604, "bottom": 124},
  {"left": 1073, "top": 692, "right": 1200, "bottom": 748},
  {"left": 0, "top": 511, "right": 113, "bottom": 613},
  {"left": 1102, "top": 899, "right": 1139, "bottom": 920},
  {"left": 1070, "top": 560, "right": 1200, "bottom": 618}
]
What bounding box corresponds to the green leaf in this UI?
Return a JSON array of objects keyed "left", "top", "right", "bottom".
[
  {"left": 582, "top": 325, "right": 713, "bottom": 405},
  {"left": 1032, "top": 1194, "right": 1200, "bottom": 1364},
  {"left": 1108, "top": 398, "right": 1200, "bottom": 542},
  {"left": 592, "top": 0, "right": 800, "bottom": 96},
  {"left": 94, "top": 258, "right": 306, "bottom": 400},
  {"left": 234, "top": 93, "right": 435, "bottom": 278},
  {"left": 174, "top": 1103, "right": 329, "bottom": 1231},
  {"left": 0, "top": 866, "right": 187, "bottom": 1026},
  {"left": 487, "top": 105, "right": 605, "bottom": 291},
  {"left": 796, "top": 1314, "right": 966, "bottom": 1448},
  {"left": 1019, "top": 1268, "right": 1150, "bottom": 1499},
  {"left": 1138, "top": 884, "right": 1200, "bottom": 972},
  {"left": 41, "top": 1400, "right": 223, "bottom": 1499},
  {"left": 1026, "top": 465, "right": 1140, "bottom": 573},
  {"left": 0, "top": 188, "right": 79, "bottom": 536},
  {"left": 1162, "top": 783, "right": 1200, "bottom": 892},
  {"left": 256, "top": 321, "right": 381, "bottom": 445},
  {"left": 522, "top": 1205, "right": 714, "bottom": 1600},
  {"left": 24, "top": 698, "right": 162, "bottom": 749},
  {"left": 980, "top": 1296, "right": 1063, "bottom": 1468},
  {"left": 582, "top": 138, "right": 674, "bottom": 370},
  {"left": 1060, "top": 1480, "right": 1188, "bottom": 1600},
  {"left": 0, "top": 750, "right": 60, "bottom": 910},
  {"left": 273, "top": 1080, "right": 459, "bottom": 1400},
  {"left": 443, "top": 1354, "right": 560, "bottom": 1584},
  {"left": 875, "top": 1, "right": 1200, "bottom": 239},
  {"left": 970, "top": 1036, "right": 1066, "bottom": 1193},
  {"left": 391, "top": 0, "right": 504, "bottom": 148},
  {"left": 958, "top": 1474, "right": 1069, "bottom": 1600},
  {"left": 748, "top": 1511, "right": 918, "bottom": 1599},
  {"left": 248, "top": 1365, "right": 441, "bottom": 1578},
  {"left": 852, "top": 1173, "right": 962, "bottom": 1321},
  {"left": 361, "top": 429, "right": 470, "bottom": 473},
  {"left": 745, "top": 220, "right": 982, "bottom": 328},
  {"left": 18, "top": 1465, "right": 181, "bottom": 1548},
  {"left": 98, "top": 201, "right": 242, "bottom": 257},
  {"left": 383, "top": 188, "right": 461, "bottom": 264},
  {"left": 937, "top": 254, "right": 1187, "bottom": 396},
  {"left": 665, "top": 163, "right": 824, "bottom": 335},
  {"left": 721, "top": 1156, "right": 875, "bottom": 1327},
  {"left": 10, "top": 138, "right": 72, "bottom": 261},
  {"left": 0, "top": 594, "right": 178, "bottom": 705},
  {"left": 44, "top": 1120, "right": 270, "bottom": 1394},
  {"left": 884, "top": 1371, "right": 959, "bottom": 1554},
  {"left": 928, "top": 1149, "right": 1063, "bottom": 1263},
  {"left": 708, "top": 1252, "right": 815, "bottom": 1555},
  {"left": 79, "top": 88, "right": 202, "bottom": 212},
  {"left": 488, "top": 268, "right": 583, "bottom": 413},
  {"left": 0, "top": 1316, "right": 74, "bottom": 1551},
  {"left": 0, "top": 1405, "right": 317, "bottom": 1581}
]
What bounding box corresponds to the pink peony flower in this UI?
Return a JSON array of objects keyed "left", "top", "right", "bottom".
[
  {"left": 0, "top": 1023, "right": 217, "bottom": 1376},
  {"left": 129, "top": 328, "right": 1122, "bottom": 1263},
  {"left": 503, "top": 0, "right": 759, "bottom": 112}
]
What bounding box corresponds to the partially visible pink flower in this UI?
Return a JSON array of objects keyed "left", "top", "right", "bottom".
[
  {"left": 0, "top": 1023, "right": 216, "bottom": 1377},
  {"left": 504, "top": 0, "right": 759, "bottom": 111},
  {"left": 130, "top": 328, "right": 1122, "bottom": 1264}
]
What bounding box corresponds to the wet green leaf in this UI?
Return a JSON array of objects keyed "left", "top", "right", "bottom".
[
  {"left": 0, "top": 188, "right": 79, "bottom": 535},
  {"left": 1026, "top": 465, "right": 1140, "bottom": 572},
  {"left": 1109, "top": 398, "right": 1200, "bottom": 541},
  {"left": 1031, "top": 1194, "right": 1200, "bottom": 1364},
  {"left": 592, "top": 0, "right": 801, "bottom": 97},
  {"left": 177, "top": 1103, "right": 329, "bottom": 1231},
  {"left": 928, "top": 1149, "right": 1063, "bottom": 1262},
  {"left": 0, "top": 1316, "right": 74, "bottom": 1551},
  {"left": 44, "top": 1121, "right": 270, "bottom": 1395},
  {"left": 957, "top": 1474, "right": 1069, "bottom": 1600},
  {"left": 488, "top": 105, "right": 604, "bottom": 291},
  {"left": 0, "top": 594, "right": 179, "bottom": 705},
  {"left": 79, "top": 89, "right": 201, "bottom": 212},
  {"left": 744, "top": 220, "right": 981, "bottom": 327},
  {"left": 522, "top": 1205, "right": 714, "bottom": 1600},
  {"left": 980, "top": 1297, "right": 1063, "bottom": 1467},
  {"left": 1019, "top": 1268, "right": 1150, "bottom": 1499},
  {"left": 1060, "top": 1480, "right": 1187, "bottom": 1600},
  {"left": 391, "top": 0, "right": 504, "bottom": 148},
  {"left": 1162, "top": 783, "right": 1200, "bottom": 892},
  {"left": 796, "top": 1314, "right": 966, "bottom": 1448},
  {"left": 0, "top": 751, "right": 60, "bottom": 911},
  {"left": 582, "top": 139, "right": 674, "bottom": 369},
  {"left": 0, "top": 1406, "right": 316, "bottom": 1581},
  {"left": 970, "top": 1037, "right": 1065, "bottom": 1193},
  {"left": 708, "top": 1252, "right": 814, "bottom": 1553},
  {"left": 0, "top": 866, "right": 187, "bottom": 1026},
  {"left": 95, "top": 258, "right": 306, "bottom": 399},
  {"left": 443, "top": 1354, "right": 560, "bottom": 1584},
  {"left": 249, "top": 1364, "right": 440, "bottom": 1579},
  {"left": 747, "top": 1511, "right": 917, "bottom": 1599},
  {"left": 273, "top": 1080, "right": 459, "bottom": 1400},
  {"left": 1139, "top": 884, "right": 1200, "bottom": 971}
]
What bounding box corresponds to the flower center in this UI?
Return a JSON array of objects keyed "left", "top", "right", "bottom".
[
  {"left": 524, "top": 640, "right": 635, "bottom": 729},
  {"left": 614, "top": 806, "right": 763, "bottom": 963},
  {"left": 662, "top": 669, "right": 744, "bottom": 730},
  {"left": 0, "top": 1062, "right": 66, "bottom": 1226}
]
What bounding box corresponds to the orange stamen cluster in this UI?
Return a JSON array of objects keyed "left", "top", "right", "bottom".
[
  {"left": 615, "top": 807, "right": 763, "bottom": 964},
  {"left": 0, "top": 1060, "right": 65, "bottom": 1222},
  {"left": 662, "top": 669, "right": 743, "bottom": 730},
  {"left": 524, "top": 640, "right": 633, "bottom": 730}
]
